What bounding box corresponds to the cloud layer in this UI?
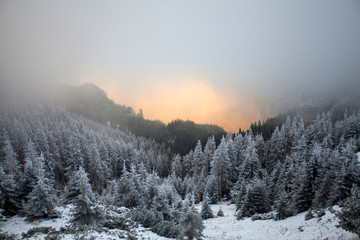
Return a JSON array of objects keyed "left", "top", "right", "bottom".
[{"left": 1, "top": 0, "right": 359, "bottom": 131}]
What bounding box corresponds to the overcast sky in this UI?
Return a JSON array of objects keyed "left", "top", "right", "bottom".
[{"left": 1, "top": 0, "right": 359, "bottom": 131}]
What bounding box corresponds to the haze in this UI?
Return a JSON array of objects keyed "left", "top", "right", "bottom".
[{"left": 1, "top": 0, "right": 360, "bottom": 132}]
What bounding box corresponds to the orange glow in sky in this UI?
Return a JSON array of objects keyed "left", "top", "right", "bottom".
[{"left": 90, "top": 75, "right": 268, "bottom": 132}]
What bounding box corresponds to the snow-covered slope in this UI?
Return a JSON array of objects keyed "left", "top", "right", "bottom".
[
  {"left": 202, "top": 202, "right": 359, "bottom": 240},
  {"left": 1, "top": 205, "right": 170, "bottom": 240},
  {"left": 2, "top": 202, "right": 359, "bottom": 240}
]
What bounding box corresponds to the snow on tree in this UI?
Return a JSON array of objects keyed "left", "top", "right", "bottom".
[
  {"left": 329, "top": 141, "right": 360, "bottom": 205},
  {"left": 70, "top": 167, "right": 102, "bottom": 226},
  {"left": 171, "top": 154, "right": 183, "bottom": 178},
  {"left": 312, "top": 171, "right": 332, "bottom": 208},
  {"left": 255, "top": 134, "right": 266, "bottom": 169},
  {"left": 179, "top": 206, "right": 204, "bottom": 240},
  {"left": 0, "top": 167, "right": 20, "bottom": 216},
  {"left": 116, "top": 162, "right": 142, "bottom": 208},
  {"left": 239, "top": 138, "right": 261, "bottom": 184},
  {"left": 205, "top": 175, "right": 219, "bottom": 204},
  {"left": 194, "top": 172, "right": 206, "bottom": 203},
  {"left": 183, "top": 150, "right": 194, "bottom": 177},
  {"left": 23, "top": 153, "right": 57, "bottom": 220},
  {"left": 1, "top": 139, "right": 21, "bottom": 178},
  {"left": 210, "top": 136, "right": 231, "bottom": 198},
  {"left": 203, "top": 136, "right": 216, "bottom": 176},
  {"left": 200, "top": 193, "right": 214, "bottom": 219},
  {"left": 265, "top": 127, "right": 286, "bottom": 173},
  {"left": 337, "top": 185, "right": 360, "bottom": 236},
  {"left": 217, "top": 207, "right": 224, "bottom": 217},
  {"left": 192, "top": 140, "right": 204, "bottom": 177},
  {"left": 20, "top": 140, "right": 41, "bottom": 198},
  {"left": 293, "top": 160, "right": 315, "bottom": 213},
  {"left": 24, "top": 175, "right": 57, "bottom": 221},
  {"left": 275, "top": 190, "right": 292, "bottom": 220},
  {"left": 233, "top": 179, "right": 247, "bottom": 212},
  {"left": 237, "top": 179, "right": 270, "bottom": 219}
]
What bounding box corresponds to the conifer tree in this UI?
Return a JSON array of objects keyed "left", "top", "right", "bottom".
[
  {"left": 293, "top": 161, "right": 315, "bottom": 213},
  {"left": 71, "top": 167, "right": 102, "bottom": 226},
  {"left": 233, "top": 179, "right": 247, "bottom": 212},
  {"left": 211, "top": 137, "right": 231, "bottom": 198},
  {"left": 0, "top": 167, "right": 20, "bottom": 216},
  {"left": 217, "top": 207, "right": 224, "bottom": 217},
  {"left": 179, "top": 206, "right": 204, "bottom": 240},
  {"left": 239, "top": 139, "right": 261, "bottom": 184},
  {"left": 312, "top": 172, "right": 332, "bottom": 208},
  {"left": 24, "top": 176, "right": 57, "bottom": 220},
  {"left": 1, "top": 139, "right": 21, "bottom": 178},
  {"left": 337, "top": 185, "right": 360, "bottom": 236},
  {"left": 192, "top": 140, "right": 204, "bottom": 177},
  {"left": 203, "top": 136, "right": 216, "bottom": 177},
  {"left": 205, "top": 175, "right": 219, "bottom": 204},
  {"left": 237, "top": 180, "right": 270, "bottom": 219},
  {"left": 171, "top": 154, "right": 182, "bottom": 178},
  {"left": 275, "top": 190, "right": 291, "bottom": 220},
  {"left": 200, "top": 194, "right": 214, "bottom": 219}
]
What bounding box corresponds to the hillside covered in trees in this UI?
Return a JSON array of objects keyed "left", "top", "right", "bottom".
[
  {"left": 1, "top": 100, "right": 360, "bottom": 239},
  {"left": 50, "top": 83, "right": 225, "bottom": 155}
]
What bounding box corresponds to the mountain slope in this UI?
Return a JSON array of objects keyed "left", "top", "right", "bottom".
[{"left": 50, "top": 83, "right": 226, "bottom": 155}]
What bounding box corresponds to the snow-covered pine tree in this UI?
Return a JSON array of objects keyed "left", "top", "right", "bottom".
[
  {"left": 239, "top": 138, "right": 261, "bottom": 184},
  {"left": 179, "top": 206, "right": 204, "bottom": 240},
  {"left": 24, "top": 176, "right": 57, "bottom": 221},
  {"left": 293, "top": 160, "right": 315, "bottom": 213},
  {"left": 329, "top": 140, "right": 360, "bottom": 205},
  {"left": 200, "top": 193, "right": 214, "bottom": 219},
  {"left": 24, "top": 154, "right": 57, "bottom": 221},
  {"left": 20, "top": 140, "right": 39, "bottom": 197},
  {"left": 202, "top": 136, "right": 216, "bottom": 177},
  {"left": 205, "top": 175, "right": 219, "bottom": 204},
  {"left": 192, "top": 140, "right": 204, "bottom": 177},
  {"left": 194, "top": 172, "right": 206, "bottom": 203},
  {"left": 233, "top": 179, "right": 247, "bottom": 212},
  {"left": 237, "top": 179, "right": 270, "bottom": 219},
  {"left": 1, "top": 139, "right": 21, "bottom": 179},
  {"left": 119, "top": 163, "right": 142, "bottom": 208},
  {"left": 312, "top": 171, "right": 332, "bottom": 208},
  {"left": 274, "top": 190, "right": 292, "bottom": 220},
  {"left": 182, "top": 150, "right": 194, "bottom": 177},
  {"left": 337, "top": 185, "right": 360, "bottom": 236},
  {"left": 217, "top": 207, "right": 224, "bottom": 217},
  {"left": 210, "top": 136, "right": 231, "bottom": 198},
  {"left": 171, "top": 154, "right": 183, "bottom": 178},
  {"left": 265, "top": 127, "right": 286, "bottom": 173},
  {"left": 71, "top": 167, "right": 102, "bottom": 226},
  {"left": 0, "top": 167, "right": 20, "bottom": 216}
]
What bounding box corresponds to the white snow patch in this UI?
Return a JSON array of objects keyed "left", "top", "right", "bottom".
[
  {"left": 1, "top": 205, "right": 72, "bottom": 236},
  {"left": 135, "top": 226, "right": 172, "bottom": 240},
  {"left": 357, "top": 152, "right": 360, "bottom": 162},
  {"left": 202, "top": 202, "right": 359, "bottom": 240}
]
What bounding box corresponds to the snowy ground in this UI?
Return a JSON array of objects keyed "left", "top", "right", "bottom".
[
  {"left": 1, "top": 205, "right": 170, "bottom": 240},
  {"left": 2, "top": 203, "right": 359, "bottom": 239},
  {"left": 202, "top": 202, "right": 359, "bottom": 240}
]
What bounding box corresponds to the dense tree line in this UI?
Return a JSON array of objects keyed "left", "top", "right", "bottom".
[
  {"left": 1, "top": 100, "right": 360, "bottom": 237},
  {"left": 246, "top": 100, "right": 360, "bottom": 141}
]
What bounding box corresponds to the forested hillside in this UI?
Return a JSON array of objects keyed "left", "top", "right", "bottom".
[
  {"left": 50, "top": 83, "right": 225, "bottom": 155},
  {"left": 1, "top": 101, "right": 360, "bottom": 239}
]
